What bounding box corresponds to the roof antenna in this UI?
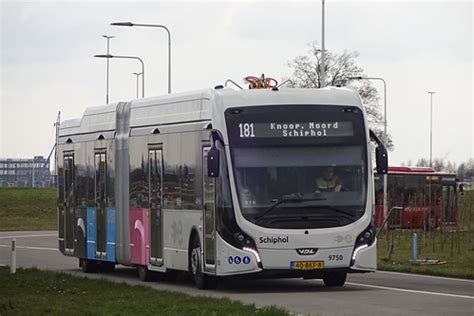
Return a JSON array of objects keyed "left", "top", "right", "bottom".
[
  {"left": 277, "top": 79, "right": 294, "bottom": 89},
  {"left": 225, "top": 79, "right": 243, "bottom": 90}
]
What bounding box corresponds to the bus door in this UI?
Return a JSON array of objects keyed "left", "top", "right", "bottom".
[
  {"left": 149, "top": 147, "right": 163, "bottom": 265},
  {"left": 202, "top": 147, "right": 216, "bottom": 272},
  {"left": 63, "top": 153, "right": 75, "bottom": 253},
  {"left": 95, "top": 151, "right": 107, "bottom": 257}
]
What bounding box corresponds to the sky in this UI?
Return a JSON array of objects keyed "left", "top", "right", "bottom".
[{"left": 0, "top": 0, "right": 472, "bottom": 166}]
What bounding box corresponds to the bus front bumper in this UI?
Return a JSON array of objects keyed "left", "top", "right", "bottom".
[{"left": 216, "top": 235, "right": 377, "bottom": 276}]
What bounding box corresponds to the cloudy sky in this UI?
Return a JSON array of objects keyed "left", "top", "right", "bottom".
[{"left": 1, "top": 0, "right": 472, "bottom": 166}]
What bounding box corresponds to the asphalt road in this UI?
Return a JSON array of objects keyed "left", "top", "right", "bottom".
[{"left": 1, "top": 231, "right": 473, "bottom": 315}]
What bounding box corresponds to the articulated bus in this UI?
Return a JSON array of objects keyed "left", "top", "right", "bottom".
[
  {"left": 374, "top": 166, "right": 458, "bottom": 229},
  {"left": 57, "top": 86, "right": 388, "bottom": 288}
]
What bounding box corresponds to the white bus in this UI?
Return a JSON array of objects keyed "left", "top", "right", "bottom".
[{"left": 57, "top": 86, "right": 388, "bottom": 289}]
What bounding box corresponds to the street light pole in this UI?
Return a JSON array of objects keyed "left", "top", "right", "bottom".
[
  {"left": 428, "top": 91, "right": 435, "bottom": 168},
  {"left": 348, "top": 76, "right": 388, "bottom": 229},
  {"left": 111, "top": 22, "right": 172, "bottom": 94},
  {"left": 320, "top": 0, "right": 326, "bottom": 88},
  {"left": 102, "top": 35, "right": 115, "bottom": 104},
  {"left": 94, "top": 54, "right": 145, "bottom": 98},
  {"left": 133, "top": 72, "right": 142, "bottom": 98},
  {"left": 427, "top": 91, "right": 435, "bottom": 234}
]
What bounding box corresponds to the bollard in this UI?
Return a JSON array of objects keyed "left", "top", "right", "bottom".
[
  {"left": 411, "top": 233, "right": 417, "bottom": 262},
  {"left": 10, "top": 239, "right": 16, "bottom": 274}
]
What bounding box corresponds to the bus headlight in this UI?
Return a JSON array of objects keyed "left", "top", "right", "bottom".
[
  {"left": 352, "top": 244, "right": 369, "bottom": 261},
  {"left": 351, "top": 223, "right": 375, "bottom": 265},
  {"left": 243, "top": 247, "right": 261, "bottom": 263},
  {"left": 233, "top": 232, "right": 254, "bottom": 247}
]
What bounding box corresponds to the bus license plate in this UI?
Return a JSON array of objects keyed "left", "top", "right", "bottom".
[{"left": 291, "top": 261, "right": 324, "bottom": 270}]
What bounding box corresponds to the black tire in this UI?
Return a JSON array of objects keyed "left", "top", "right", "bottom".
[
  {"left": 323, "top": 271, "right": 347, "bottom": 287},
  {"left": 137, "top": 265, "right": 154, "bottom": 282},
  {"left": 189, "top": 235, "right": 217, "bottom": 289},
  {"left": 80, "top": 258, "right": 98, "bottom": 273},
  {"left": 99, "top": 262, "right": 116, "bottom": 273}
]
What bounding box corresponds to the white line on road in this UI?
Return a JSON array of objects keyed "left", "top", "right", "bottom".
[
  {"left": 0, "top": 245, "right": 58, "bottom": 252},
  {"left": 0, "top": 234, "right": 57, "bottom": 239},
  {"left": 347, "top": 282, "right": 474, "bottom": 300},
  {"left": 377, "top": 270, "right": 474, "bottom": 283}
]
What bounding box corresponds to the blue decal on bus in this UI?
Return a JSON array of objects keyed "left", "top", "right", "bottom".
[
  {"left": 228, "top": 256, "right": 234, "bottom": 264},
  {"left": 86, "top": 207, "right": 95, "bottom": 259},
  {"left": 106, "top": 208, "right": 116, "bottom": 262},
  {"left": 234, "top": 256, "right": 242, "bottom": 264},
  {"left": 243, "top": 256, "right": 251, "bottom": 264}
]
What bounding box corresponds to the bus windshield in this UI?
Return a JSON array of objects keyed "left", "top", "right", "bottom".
[
  {"left": 225, "top": 105, "right": 368, "bottom": 229},
  {"left": 232, "top": 145, "right": 366, "bottom": 228}
]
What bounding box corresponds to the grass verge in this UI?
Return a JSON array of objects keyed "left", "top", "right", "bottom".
[
  {"left": 377, "top": 229, "right": 474, "bottom": 279},
  {"left": 0, "top": 188, "right": 56, "bottom": 231},
  {"left": 0, "top": 267, "right": 287, "bottom": 316}
]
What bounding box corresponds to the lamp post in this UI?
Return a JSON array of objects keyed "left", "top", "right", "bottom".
[
  {"left": 102, "top": 35, "right": 115, "bottom": 104},
  {"left": 94, "top": 54, "right": 145, "bottom": 98},
  {"left": 348, "top": 76, "right": 388, "bottom": 229},
  {"left": 320, "top": 0, "right": 326, "bottom": 88},
  {"left": 428, "top": 91, "right": 435, "bottom": 167},
  {"left": 133, "top": 72, "right": 142, "bottom": 98},
  {"left": 111, "top": 21, "right": 172, "bottom": 94},
  {"left": 427, "top": 91, "right": 435, "bottom": 234}
]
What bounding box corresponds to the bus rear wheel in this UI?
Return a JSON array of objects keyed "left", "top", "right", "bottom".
[
  {"left": 323, "top": 271, "right": 347, "bottom": 287},
  {"left": 80, "top": 258, "right": 98, "bottom": 273},
  {"left": 99, "top": 262, "right": 115, "bottom": 273},
  {"left": 137, "top": 265, "right": 154, "bottom": 282},
  {"left": 189, "top": 235, "right": 217, "bottom": 289}
]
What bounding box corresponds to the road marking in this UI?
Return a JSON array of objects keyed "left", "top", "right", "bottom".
[
  {"left": 0, "top": 245, "right": 58, "bottom": 252},
  {"left": 377, "top": 270, "right": 474, "bottom": 283},
  {"left": 347, "top": 282, "right": 474, "bottom": 300},
  {"left": 0, "top": 234, "right": 57, "bottom": 239}
]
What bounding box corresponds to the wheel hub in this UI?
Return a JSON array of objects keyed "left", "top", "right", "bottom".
[{"left": 191, "top": 247, "right": 200, "bottom": 274}]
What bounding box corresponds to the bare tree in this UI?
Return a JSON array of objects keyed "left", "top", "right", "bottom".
[
  {"left": 416, "top": 158, "right": 430, "bottom": 167},
  {"left": 433, "top": 158, "right": 446, "bottom": 172},
  {"left": 445, "top": 161, "right": 457, "bottom": 173},
  {"left": 458, "top": 158, "right": 474, "bottom": 181},
  {"left": 457, "top": 163, "right": 467, "bottom": 181},
  {"left": 287, "top": 42, "right": 393, "bottom": 150}
]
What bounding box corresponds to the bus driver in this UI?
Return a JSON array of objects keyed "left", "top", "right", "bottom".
[{"left": 316, "top": 167, "right": 342, "bottom": 192}]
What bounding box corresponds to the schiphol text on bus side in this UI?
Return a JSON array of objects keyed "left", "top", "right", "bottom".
[{"left": 56, "top": 74, "right": 388, "bottom": 289}]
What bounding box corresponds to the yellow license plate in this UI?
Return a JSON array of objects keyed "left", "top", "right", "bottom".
[{"left": 291, "top": 261, "right": 324, "bottom": 270}]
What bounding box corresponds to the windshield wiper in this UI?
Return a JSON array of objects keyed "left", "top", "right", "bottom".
[
  {"left": 254, "top": 197, "right": 326, "bottom": 223},
  {"left": 311, "top": 205, "right": 357, "bottom": 218}
]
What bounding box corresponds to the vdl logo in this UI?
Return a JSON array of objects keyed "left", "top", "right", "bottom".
[{"left": 296, "top": 248, "right": 318, "bottom": 255}]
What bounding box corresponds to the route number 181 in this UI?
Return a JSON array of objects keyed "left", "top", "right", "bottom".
[{"left": 238, "top": 123, "right": 255, "bottom": 138}]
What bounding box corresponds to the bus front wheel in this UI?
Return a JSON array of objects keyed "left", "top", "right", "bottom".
[
  {"left": 323, "top": 271, "right": 347, "bottom": 287},
  {"left": 189, "top": 235, "right": 217, "bottom": 289}
]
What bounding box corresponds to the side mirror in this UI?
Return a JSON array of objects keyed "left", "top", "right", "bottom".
[
  {"left": 375, "top": 145, "right": 388, "bottom": 174},
  {"left": 207, "top": 146, "right": 220, "bottom": 178}
]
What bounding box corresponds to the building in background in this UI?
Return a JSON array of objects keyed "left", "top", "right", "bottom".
[{"left": 0, "top": 156, "right": 54, "bottom": 188}]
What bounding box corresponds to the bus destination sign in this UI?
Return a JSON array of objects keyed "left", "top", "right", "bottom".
[{"left": 236, "top": 121, "right": 353, "bottom": 138}]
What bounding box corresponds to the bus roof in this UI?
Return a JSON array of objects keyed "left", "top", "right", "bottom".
[
  {"left": 387, "top": 166, "right": 456, "bottom": 177},
  {"left": 59, "top": 87, "right": 363, "bottom": 137}
]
